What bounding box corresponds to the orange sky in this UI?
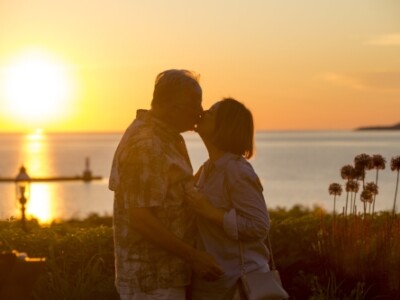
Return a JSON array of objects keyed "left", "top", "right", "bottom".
[{"left": 0, "top": 0, "right": 399, "bottom": 132}]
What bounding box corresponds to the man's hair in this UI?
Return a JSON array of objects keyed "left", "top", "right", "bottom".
[
  {"left": 151, "top": 69, "right": 201, "bottom": 108},
  {"left": 212, "top": 98, "right": 254, "bottom": 159}
]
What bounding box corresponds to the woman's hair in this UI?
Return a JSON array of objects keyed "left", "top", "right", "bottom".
[{"left": 212, "top": 98, "right": 254, "bottom": 159}]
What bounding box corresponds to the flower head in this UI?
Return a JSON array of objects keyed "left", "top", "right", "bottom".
[
  {"left": 365, "top": 182, "right": 379, "bottom": 195},
  {"left": 360, "top": 190, "right": 373, "bottom": 203},
  {"left": 340, "top": 165, "right": 355, "bottom": 180},
  {"left": 391, "top": 156, "right": 400, "bottom": 172},
  {"left": 346, "top": 180, "right": 359, "bottom": 193},
  {"left": 329, "top": 183, "right": 342, "bottom": 196},
  {"left": 372, "top": 154, "right": 386, "bottom": 170},
  {"left": 353, "top": 165, "right": 366, "bottom": 181},
  {"left": 354, "top": 153, "right": 373, "bottom": 171}
]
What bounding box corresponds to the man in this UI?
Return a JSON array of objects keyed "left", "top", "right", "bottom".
[{"left": 109, "top": 69, "right": 223, "bottom": 300}]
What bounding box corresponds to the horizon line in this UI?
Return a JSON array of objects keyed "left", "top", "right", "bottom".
[{"left": 0, "top": 128, "right": 363, "bottom": 135}]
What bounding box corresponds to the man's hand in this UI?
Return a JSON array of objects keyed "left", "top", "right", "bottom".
[
  {"left": 190, "top": 250, "right": 224, "bottom": 281},
  {"left": 184, "top": 183, "right": 225, "bottom": 226},
  {"left": 130, "top": 206, "right": 223, "bottom": 281},
  {"left": 185, "top": 188, "right": 214, "bottom": 217}
]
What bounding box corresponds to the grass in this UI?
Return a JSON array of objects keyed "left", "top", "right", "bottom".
[{"left": 1, "top": 208, "right": 399, "bottom": 300}]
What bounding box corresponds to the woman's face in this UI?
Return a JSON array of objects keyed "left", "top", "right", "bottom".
[{"left": 195, "top": 102, "right": 220, "bottom": 138}]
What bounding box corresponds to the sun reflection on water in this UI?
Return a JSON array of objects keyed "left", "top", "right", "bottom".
[
  {"left": 26, "top": 183, "right": 53, "bottom": 224},
  {"left": 27, "top": 128, "right": 44, "bottom": 140},
  {"left": 24, "top": 129, "right": 48, "bottom": 176},
  {"left": 21, "top": 130, "right": 56, "bottom": 223}
]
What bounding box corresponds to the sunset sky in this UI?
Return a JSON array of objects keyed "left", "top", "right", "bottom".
[{"left": 1, "top": 0, "right": 399, "bottom": 132}]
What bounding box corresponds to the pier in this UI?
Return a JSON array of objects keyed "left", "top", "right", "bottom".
[{"left": 0, "top": 158, "right": 102, "bottom": 183}]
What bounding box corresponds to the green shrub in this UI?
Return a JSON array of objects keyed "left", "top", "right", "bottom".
[
  {"left": 0, "top": 215, "right": 118, "bottom": 300},
  {"left": 1, "top": 209, "right": 399, "bottom": 299}
]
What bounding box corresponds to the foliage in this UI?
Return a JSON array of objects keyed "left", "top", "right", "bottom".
[
  {"left": 0, "top": 214, "right": 118, "bottom": 300},
  {"left": 1, "top": 209, "right": 400, "bottom": 299}
]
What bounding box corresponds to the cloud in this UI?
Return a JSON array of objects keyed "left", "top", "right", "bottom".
[
  {"left": 320, "top": 71, "right": 400, "bottom": 92},
  {"left": 320, "top": 73, "right": 365, "bottom": 90},
  {"left": 366, "top": 33, "right": 400, "bottom": 46}
]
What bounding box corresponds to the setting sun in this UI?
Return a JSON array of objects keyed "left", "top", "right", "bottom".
[{"left": 1, "top": 49, "right": 75, "bottom": 125}]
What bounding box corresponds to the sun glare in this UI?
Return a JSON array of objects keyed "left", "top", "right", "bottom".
[
  {"left": 1, "top": 50, "right": 75, "bottom": 125},
  {"left": 26, "top": 184, "right": 53, "bottom": 224}
]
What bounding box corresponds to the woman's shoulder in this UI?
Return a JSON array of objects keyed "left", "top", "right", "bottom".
[
  {"left": 224, "top": 155, "right": 262, "bottom": 188},
  {"left": 225, "top": 155, "right": 254, "bottom": 173}
]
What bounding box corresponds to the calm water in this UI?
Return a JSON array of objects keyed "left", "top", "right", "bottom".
[{"left": 0, "top": 131, "right": 399, "bottom": 222}]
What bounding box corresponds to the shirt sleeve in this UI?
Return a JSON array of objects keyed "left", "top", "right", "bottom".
[
  {"left": 222, "top": 160, "right": 270, "bottom": 241},
  {"left": 118, "top": 139, "right": 169, "bottom": 209}
]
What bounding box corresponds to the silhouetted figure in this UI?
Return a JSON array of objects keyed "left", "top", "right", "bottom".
[
  {"left": 109, "top": 70, "right": 223, "bottom": 300},
  {"left": 185, "top": 98, "right": 270, "bottom": 300}
]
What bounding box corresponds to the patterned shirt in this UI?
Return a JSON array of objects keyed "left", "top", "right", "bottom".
[{"left": 109, "top": 110, "right": 196, "bottom": 294}]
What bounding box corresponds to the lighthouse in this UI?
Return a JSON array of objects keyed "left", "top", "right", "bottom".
[{"left": 82, "top": 157, "right": 93, "bottom": 182}]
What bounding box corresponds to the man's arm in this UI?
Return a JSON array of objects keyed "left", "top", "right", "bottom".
[{"left": 130, "top": 206, "right": 224, "bottom": 281}]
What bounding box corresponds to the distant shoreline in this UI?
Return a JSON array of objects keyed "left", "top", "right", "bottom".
[{"left": 356, "top": 122, "right": 400, "bottom": 131}]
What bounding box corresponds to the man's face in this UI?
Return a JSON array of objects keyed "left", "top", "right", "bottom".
[{"left": 173, "top": 86, "right": 203, "bottom": 132}]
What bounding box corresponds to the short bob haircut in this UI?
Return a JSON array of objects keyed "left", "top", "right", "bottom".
[
  {"left": 151, "top": 69, "right": 201, "bottom": 109},
  {"left": 212, "top": 98, "right": 254, "bottom": 159}
]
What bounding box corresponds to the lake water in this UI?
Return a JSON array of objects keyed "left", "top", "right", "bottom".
[{"left": 0, "top": 131, "right": 399, "bottom": 223}]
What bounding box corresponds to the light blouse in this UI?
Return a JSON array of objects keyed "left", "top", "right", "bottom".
[{"left": 191, "top": 153, "right": 270, "bottom": 300}]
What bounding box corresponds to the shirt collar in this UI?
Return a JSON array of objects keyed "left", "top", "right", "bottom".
[{"left": 204, "top": 152, "right": 241, "bottom": 171}]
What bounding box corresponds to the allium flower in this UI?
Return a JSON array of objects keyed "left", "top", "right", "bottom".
[
  {"left": 391, "top": 156, "right": 400, "bottom": 171},
  {"left": 346, "top": 180, "right": 359, "bottom": 193},
  {"left": 353, "top": 166, "right": 366, "bottom": 181},
  {"left": 365, "top": 182, "right": 379, "bottom": 195},
  {"left": 370, "top": 154, "right": 385, "bottom": 214},
  {"left": 329, "top": 183, "right": 342, "bottom": 216},
  {"left": 354, "top": 153, "right": 373, "bottom": 171},
  {"left": 365, "top": 182, "right": 379, "bottom": 214},
  {"left": 360, "top": 189, "right": 373, "bottom": 216},
  {"left": 391, "top": 155, "right": 400, "bottom": 216},
  {"left": 329, "top": 183, "right": 343, "bottom": 196},
  {"left": 372, "top": 154, "right": 386, "bottom": 170},
  {"left": 360, "top": 190, "right": 373, "bottom": 203},
  {"left": 346, "top": 180, "right": 359, "bottom": 215},
  {"left": 340, "top": 165, "right": 355, "bottom": 180},
  {"left": 341, "top": 165, "right": 355, "bottom": 216},
  {"left": 355, "top": 154, "right": 372, "bottom": 193}
]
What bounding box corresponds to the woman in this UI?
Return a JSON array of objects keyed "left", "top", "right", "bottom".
[{"left": 185, "top": 98, "right": 270, "bottom": 300}]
